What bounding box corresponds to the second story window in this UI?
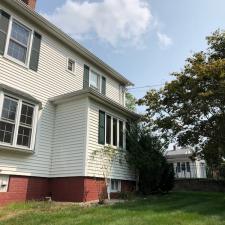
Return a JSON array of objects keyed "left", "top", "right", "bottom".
[
  {"left": 90, "top": 70, "right": 100, "bottom": 90},
  {"left": 0, "top": 9, "right": 42, "bottom": 71},
  {"left": 67, "top": 58, "right": 75, "bottom": 73},
  {"left": 7, "top": 20, "right": 31, "bottom": 64},
  {"left": 83, "top": 65, "right": 106, "bottom": 95}
]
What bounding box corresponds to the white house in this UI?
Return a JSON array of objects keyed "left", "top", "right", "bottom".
[
  {"left": 0, "top": 0, "right": 139, "bottom": 204},
  {"left": 166, "top": 147, "right": 207, "bottom": 179}
]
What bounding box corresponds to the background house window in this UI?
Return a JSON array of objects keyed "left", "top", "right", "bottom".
[
  {"left": 7, "top": 20, "right": 31, "bottom": 63},
  {"left": 67, "top": 59, "right": 75, "bottom": 73},
  {"left": 186, "top": 162, "right": 191, "bottom": 172},
  {"left": 176, "top": 162, "right": 181, "bottom": 173},
  {"left": 90, "top": 70, "right": 100, "bottom": 90},
  {"left": 113, "top": 118, "right": 117, "bottom": 146},
  {"left": 110, "top": 179, "right": 121, "bottom": 192}
]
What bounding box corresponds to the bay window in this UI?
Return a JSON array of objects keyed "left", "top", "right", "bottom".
[
  {"left": 106, "top": 115, "right": 111, "bottom": 144},
  {"left": 119, "top": 120, "right": 124, "bottom": 148},
  {"left": 113, "top": 118, "right": 117, "bottom": 146},
  {"left": 0, "top": 96, "right": 18, "bottom": 144},
  {"left": 98, "top": 110, "right": 125, "bottom": 149},
  {"left": 0, "top": 92, "right": 38, "bottom": 150}
]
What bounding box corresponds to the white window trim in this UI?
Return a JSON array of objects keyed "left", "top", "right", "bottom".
[
  {"left": 0, "top": 175, "right": 9, "bottom": 192},
  {"left": 104, "top": 113, "right": 126, "bottom": 149},
  {"left": 89, "top": 68, "right": 106, "bottom": 94},
  {"left": 110, "top": 179, "right": 121, "bottom": 193},
  {"left": 90, "top": 70, "right": 101, "bottom": 91},
  {"left": 3, "top": 13, "right": 35, "bottom": 68},
  {"left": 0, "top": 91, "right": 38, "bottom": 152},
  {"left": 66, "top": 58, "right": 76, "bottom": 74}
]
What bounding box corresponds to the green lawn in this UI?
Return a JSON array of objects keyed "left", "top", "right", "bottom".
[{"left": 0, "top": 192, "right": 225, "bottom": 225}]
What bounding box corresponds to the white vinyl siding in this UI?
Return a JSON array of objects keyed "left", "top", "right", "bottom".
[
  {"left": 86, "top": 99, "right": 136, "bottom": 181},
  {"left": 0, "top": 3, "right": 129, "bottom": 178},
  {"left": 0, "top": 28, "right": 84, "bottom": 177},
  {"left": 51, "top": 98, "right": 88, "bottom": 177}
]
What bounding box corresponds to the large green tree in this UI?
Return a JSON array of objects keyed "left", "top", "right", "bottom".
[
  {"left": 139, "top": 30, "right": 225, "bottom": 169},
  {"left": 126, "top": 92, "right": 137, "bottom": 111},
  {"left": 126, "top": 124, "right": 174, "bottom": 194}
]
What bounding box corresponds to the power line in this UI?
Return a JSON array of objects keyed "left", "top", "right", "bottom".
[{"left": 128, "top": 83, "right": 164, "bottom": 90}]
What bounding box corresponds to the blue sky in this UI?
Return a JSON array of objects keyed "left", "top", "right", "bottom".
[{"left": 36, "top": 0, "right": 225, "bottom": 101}]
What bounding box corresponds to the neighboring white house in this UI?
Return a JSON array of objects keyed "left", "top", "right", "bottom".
[
  {"left": 0, "top": 0, "right": 139, "bottom": 204},
  {"left": 165, "top": 147, "right": 207, "bottom": 179}
]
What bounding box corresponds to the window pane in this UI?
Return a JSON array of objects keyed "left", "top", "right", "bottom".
[
  {"left": 90, "top": 71, "right": 99, "bottom": 89},
  {"left": 20, "top": 104, "right": 34, "bottom": 126},
  {"left": 119, "top": 121, "right": 123, "bottom": 148},
  {"left": 181, "top": 162, "right": 185, "bottom": 171},
  {"left": 106, "top": 115, "right": 111, "bottom": 144},
  {"left": 186, "top": 162, "right": 190, "bottom": 172},
  {"left": 113, "top": 118, "right": 117, "bottom": 146},
  {"left": 177, "top": 162, "right": 181, "bottom": 173},
  {"left": 0, "top": 121, "right": 14, "bottom": 144},
  {"left": 11, "top": 21, "right": 29, "bottom": 46},
  {"left": 1, "top": 97, "right": 18, "bottom": 122},
  {"left": 17, "top": 126, "right": 32, "bottom": 147},
  {"left": 68, "top": 59, "right": 74, "bottom": 72},
  {"left": 8, "top": 40, "right": 27, "bottom": 63}
]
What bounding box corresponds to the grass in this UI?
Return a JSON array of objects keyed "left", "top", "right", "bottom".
[{"left": 0, "top": 192, "right": 225, "bottom": 225}]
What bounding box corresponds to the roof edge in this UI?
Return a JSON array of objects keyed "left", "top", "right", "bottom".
[
  {"left": 50, "top": 88, "right": 140, "bottom": 119},
  {"left": 4, "top": 0, "right": 134, "bottom": 86}
]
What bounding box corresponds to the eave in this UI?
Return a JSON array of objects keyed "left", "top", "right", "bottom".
[
  {"left": 2, "top": 0, "right": 134, "bottom": 86},
  {"left": 50, "top": 88, "right": 140, "bottom": 120}
]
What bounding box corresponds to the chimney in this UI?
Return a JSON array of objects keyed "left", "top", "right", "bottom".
[{"left": 21, "top": 0, "right": 37, "bottom": 10}]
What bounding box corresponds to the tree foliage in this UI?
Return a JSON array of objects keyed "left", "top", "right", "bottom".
[
  {"left": 126, "top": 124, "right": 174, "bottom": 194},
  {"left": 126, "top": 92, "right": 137, "bottom": 111},
  {"left": 138, "top": 30, "right": 225, "bottom": 169}
]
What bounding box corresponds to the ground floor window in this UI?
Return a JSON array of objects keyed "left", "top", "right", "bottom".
[
  {"left": 110, "top": 179, "right": 121, "bottom": 193},
  {"left": 98, "top": 110, "right": 125, "bottom": 149},
  {"left": 0, "top": 91, "right": 38, "bottom": 150},
  {"left": 0, "top": 175, "right": 9, "bottom": 192}
]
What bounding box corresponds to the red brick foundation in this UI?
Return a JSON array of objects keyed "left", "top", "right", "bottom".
[
  {"left": 0, "top": 175, "right": 136, "bottom": 205},
  {"left": 0, "top": 176, "right": 49, "bottom": 205}
]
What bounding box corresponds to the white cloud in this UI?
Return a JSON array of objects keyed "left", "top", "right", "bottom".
[
  {"left": 41, "top": 0, "right": 152, "bottom": 48},
  {"left": 157, "top": 31, "right": 173, "bottom": 49}
]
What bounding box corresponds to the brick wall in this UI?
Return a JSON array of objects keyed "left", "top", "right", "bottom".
[
  {"left": 50, "top": 177, "right": 84, "bottom": 202},
  {"left": 0, "top": 175, "right": 136, "bottom": 205},
  {"left": 0, "top": 176, "right": 49, "bottom": 205}
]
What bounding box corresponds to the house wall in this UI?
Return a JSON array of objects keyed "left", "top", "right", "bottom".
[
  {"left": 51, "top": 98, "right": 88, "bottom": 177},
  {"left": 0, "top": 175, "right": 49, "bottom": 205},
  {"left": 86, "top": 99, "right": 136, "bottom": 181},
  {"left": 0, "top": 2, "right": 125, "bottom": 178}
]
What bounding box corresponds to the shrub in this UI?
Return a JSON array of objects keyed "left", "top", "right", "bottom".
[{"left": 126, "top": 124, "right": 175, "bottom": 194}]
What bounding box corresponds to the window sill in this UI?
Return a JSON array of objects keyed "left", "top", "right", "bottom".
[
  {"left": 66, "top": 69, "right": 76, "bottom": 75},
  {"left": 0, "top": 144, "right": 34, "bottom": 154},
  {"left": 1, "top": 54, "right": 29, "bottom": 71},
  {"left": 110, "top": 190, "right": 121, "bottom": 193}
]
